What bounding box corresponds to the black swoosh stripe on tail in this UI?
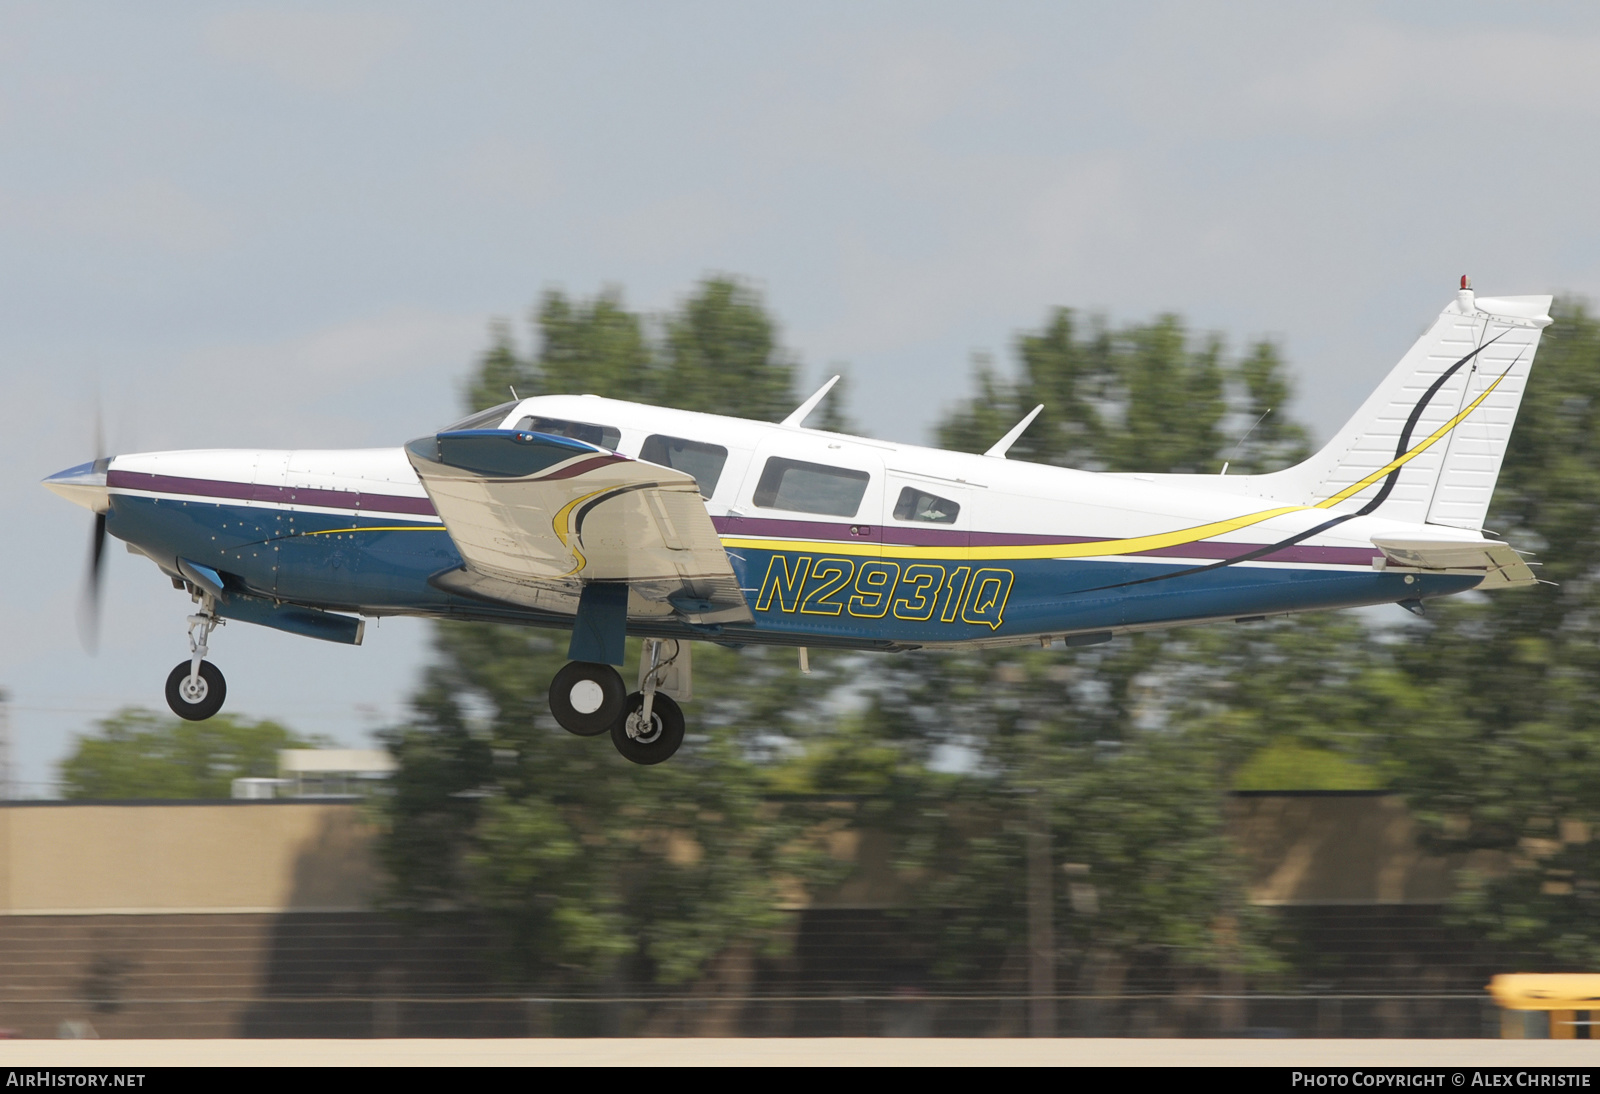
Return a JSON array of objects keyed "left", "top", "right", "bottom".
[{"left": 1075, "top": 330, "right": 1510, "bottom": 595}]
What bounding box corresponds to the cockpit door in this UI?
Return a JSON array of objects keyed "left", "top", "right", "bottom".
[{"left": 729, "top": 434, "right": 885, "bottom": 557}]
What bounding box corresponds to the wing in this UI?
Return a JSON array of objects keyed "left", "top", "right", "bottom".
[
  {"left": 1371, "top": 535, "right": 1538, "bottom": 589},
  {"left": 406, "top": 429, "right": 751, "bottom": 624}
]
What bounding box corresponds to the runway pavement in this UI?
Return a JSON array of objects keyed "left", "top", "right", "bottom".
[{"left": 0, "top": 1038, "right": 1598, "bottom": 1066}]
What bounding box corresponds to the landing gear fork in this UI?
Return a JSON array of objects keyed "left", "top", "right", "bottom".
[
  {"left": 633, "top": 638, "right": 675, "bottom": 734},
  {"left": 612, "top": 639, "right": 686, "bottom": 765},
  {"left": 186, "top": 599, "right": 219, "bottom": 693},
  {"left": 165, "top": 593, "right": 228, "bottom": 721}
]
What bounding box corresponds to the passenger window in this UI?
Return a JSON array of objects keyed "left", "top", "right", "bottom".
[
  {"left": 640, "top": 435, "right": 729, "bottom": 498},
  {"left": 513, "top": 416, "right": 621, "bottom": 451},
  {"left": 443, "top": 402, "right": 517, "bottom": 431},
  {"left": 753, "top": 457, "right": 870, "bottom": 517},
  {"left": 893, "top": 486, "right": 960, "bottom": 524}
]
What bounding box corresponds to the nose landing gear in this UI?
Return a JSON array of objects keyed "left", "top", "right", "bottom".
[{"left": 165, "top": 605, "right": 227, "bottom": 721}]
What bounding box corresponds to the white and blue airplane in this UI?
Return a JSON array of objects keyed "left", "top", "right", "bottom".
[{"left": 44, "top": 281, "right": 1551, "bottom": 764}]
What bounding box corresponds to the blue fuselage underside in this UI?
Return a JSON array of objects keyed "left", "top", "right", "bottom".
[{"left": 108, "top": 496, "right": 1473, "bottom": 650}]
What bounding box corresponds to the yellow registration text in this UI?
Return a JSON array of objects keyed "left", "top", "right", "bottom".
[{"left": 755, "top": 555, "right": 1015, "bottom": 630}]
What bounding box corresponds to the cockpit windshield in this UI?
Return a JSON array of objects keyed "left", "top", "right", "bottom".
[
  {"left": 441, "top": 402, "right": 517, "bottom": 432},
  {"left": 513, "top": 416, "right": 621, "bottom": 451}
]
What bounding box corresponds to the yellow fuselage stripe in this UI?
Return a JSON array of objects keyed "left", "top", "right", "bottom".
[
  {"left": 295, "top": 524, "right": 446, "bottom": 536},
  {"left": 1313, "top": 367, "right": 1512, "bottom": 508},
  {"left": 722, "top": 504, "right": 1310, "bottom": 562},
  {"left": 384, "top": 361, "right": 1511, "bottom": 573},
  {"left": 720, "top": 367, "right": 1513, "bottom": 563}
]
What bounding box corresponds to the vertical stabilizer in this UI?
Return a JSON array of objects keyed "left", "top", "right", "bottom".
[{"left": 1256, "top": 284, "right": 1552, "bottom": 529}]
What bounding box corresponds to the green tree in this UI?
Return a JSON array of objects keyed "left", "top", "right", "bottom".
[
  {"left": 840, "top": 308, "right": 1321, "bottom": 996},
  {"left": 60, "top": 708, "right": 318, "bottom": 799},
  {"left": 847, "top": 638, "right": 1284, "bottom": 994},
  {"left": 463, "top": 318, "right": 531, "bottom": 414},
  {"left": 937, "top": 308, "right": 1298, "bottom": 474},
  {"left": 1227, "top": 340, "right": 1312, "bottom": 475},
  {"left": 463, "top": 276, "right": 812, "bottom": 422},
  {"left": 383, "top": 625, "right": 849, "bottom": 989},
  {"left": 384, "top": 275, "right": 850, "bottom": 996},
  {"left": 1383, "top": 299, "right": 1600, "bottom": 966},
  {"left": 660, "top": 277, "right": 798, "bottom": 421}
]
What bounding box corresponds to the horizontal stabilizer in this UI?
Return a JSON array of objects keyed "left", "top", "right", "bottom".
[{"left": 1371, "top": 535, "right": 1537, "bottom": 589}]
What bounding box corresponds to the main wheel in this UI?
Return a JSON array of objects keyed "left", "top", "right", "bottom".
[
  {"left": 165, "top": 660, "right": 227, "bottom": 722},
  {"left": 549, "top": 661, "right": 627, "bottom": 736},
  {"left": 611, "top": 692, "right": 685, "bottom": 765}
]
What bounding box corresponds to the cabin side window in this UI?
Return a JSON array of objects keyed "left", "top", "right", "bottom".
[
  {"left": 513, "top": 415, "right": 621, "bottom": 451},
  {"left": 753, "top": 457, "right": 870, "bottom": 518},
  {"left": 639, "top": 435, "right": 728, "bottom": 498},
  {"left": 893, "top": 486, "right": 960, "bottom": 524}
]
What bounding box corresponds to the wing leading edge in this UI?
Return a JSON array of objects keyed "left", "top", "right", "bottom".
[{"left": 405, "top": 429, "right": 751, "bottom": 625}]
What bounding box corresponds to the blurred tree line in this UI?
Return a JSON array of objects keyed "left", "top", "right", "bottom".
[
  {"left": 61, "top": 710, "right": 318, "bottom": 799},
  {"left": 58, "top": 281, "right": 1600, "bottom": 997},
  {"left": 376, "top": 279, "right": 1600, "bottom": 997}
]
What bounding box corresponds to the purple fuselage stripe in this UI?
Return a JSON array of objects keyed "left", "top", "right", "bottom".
[
  {"left": 107, "top": 470, "right": 438, "bottom": 518},
  {"left": 712, "top": 515, "right": 1378, "bottom": 566},
  {"left": 534, "top": 454, "right": 629, "bottom": 481}
]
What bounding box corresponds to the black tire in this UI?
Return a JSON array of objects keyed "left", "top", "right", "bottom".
[
  {"left": 165, "top": 660, "right": 227, "bottom": 722},
  {"left": 610, "top": 692, "right": 685, "bottom": 765},
  {"left": 549, "top": 661, "right": 627, "bottom": 736}
]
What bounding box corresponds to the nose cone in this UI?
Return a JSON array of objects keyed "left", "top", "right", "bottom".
[{"left": 43, "top": 458, "right": 111, "bottom": 513}]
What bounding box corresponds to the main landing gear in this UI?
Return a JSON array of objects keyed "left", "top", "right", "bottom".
[
  {"left": 548, "top": 661, "right": 627, "bottom": 736},
  {"left": 165, "top": 603, "right": 227, "bottom": 721},
  {"left": 548, "top": 639, "right": 688, "bottom": 765}
]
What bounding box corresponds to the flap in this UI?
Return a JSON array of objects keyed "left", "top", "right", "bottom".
[
  {"left": 406, "top": 429, "right": 751, "bottom": 624},
  {"left": 1371, "top": 535, "right": 1538, "bottom": 589}
]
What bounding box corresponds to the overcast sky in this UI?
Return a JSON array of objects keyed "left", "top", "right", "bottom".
[{"left": 5, "top": 2, "right": 1600, "bottom": 791}]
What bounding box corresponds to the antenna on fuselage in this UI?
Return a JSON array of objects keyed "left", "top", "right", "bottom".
[
  {"left": 1219, "top": 408, "right": 1272, "bottom": 475},
  {"left": 985, "top": 404, "right": 1044, "bottom": 458},
  {"left": 781, "top": 375, "right": 842, "bottom": 427}
]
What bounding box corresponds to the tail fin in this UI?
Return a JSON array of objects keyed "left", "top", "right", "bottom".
[{"left": 1259, "top": 284, "right": 1552, "bottom": 529}]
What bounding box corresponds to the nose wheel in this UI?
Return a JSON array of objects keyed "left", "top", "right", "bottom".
[
  {"left": 165, "top": 660, "right": 227, "bottom": 721},
  {"left": 164, "top": 604, "right": 227, "bottom": 721}
]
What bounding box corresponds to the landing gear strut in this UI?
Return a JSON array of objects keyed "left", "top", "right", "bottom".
[
  {"left": 165, "top": 604, "right": 227, "bottom": 721},
  {"left": 612, "top": 638, "right": 686, "bottom": 765}
]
